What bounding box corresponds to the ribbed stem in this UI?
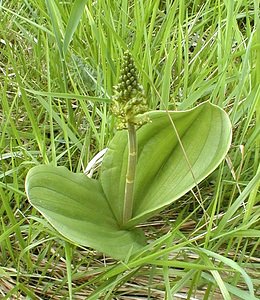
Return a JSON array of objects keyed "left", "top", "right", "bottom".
[{"left": 123, "top": 122, "right": 137, "bottom": 225}]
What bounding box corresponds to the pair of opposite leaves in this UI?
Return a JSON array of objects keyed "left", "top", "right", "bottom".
[{"left": 25, "top": 102, "right": 232, "bottom": 260}]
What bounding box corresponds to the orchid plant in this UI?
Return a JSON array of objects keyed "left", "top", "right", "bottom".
[{"left": 25, "top": 51, "right": 232, "bottom": 260}]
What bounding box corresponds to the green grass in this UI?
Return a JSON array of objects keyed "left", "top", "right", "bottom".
[{"left": 0, "top": 0, "right": 259, "bottom": 299}]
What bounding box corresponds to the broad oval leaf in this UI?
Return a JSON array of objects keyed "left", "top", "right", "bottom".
[
  {"left": 26, "top": 101, "right": 232, "bottom": 259},
  {"left": 100, "top": 101, "right": 232, "bottom": 227},
  {"left": 25, "top": 165, "right": 146, "bottom": 259}
]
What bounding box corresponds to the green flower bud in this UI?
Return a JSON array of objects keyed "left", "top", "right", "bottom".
[{"left": 111, "top": 50, "right": 149, "bottom": 129}]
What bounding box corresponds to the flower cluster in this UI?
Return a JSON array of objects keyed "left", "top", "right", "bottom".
[{"left": 111, "top": 51, "right": 148, "bottom": 129}]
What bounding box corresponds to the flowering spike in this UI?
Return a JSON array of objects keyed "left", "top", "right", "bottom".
[{"left": 111, "top": 51, "right": 149, "bottom": 129}]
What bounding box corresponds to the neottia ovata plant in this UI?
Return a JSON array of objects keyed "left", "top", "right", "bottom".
[{"left": 25, "top": 51, "right": 232, "bottom": 259}]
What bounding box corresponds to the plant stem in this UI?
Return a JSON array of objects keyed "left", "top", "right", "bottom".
[{"left": 123, "top": 122, "right": 137, "bottom": 225}]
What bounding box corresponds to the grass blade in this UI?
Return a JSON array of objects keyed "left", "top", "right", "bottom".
[{"left": 63, "top": 0, "right": 89, "bottom": 54}]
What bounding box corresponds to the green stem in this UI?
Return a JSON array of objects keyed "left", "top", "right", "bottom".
[{"left": 123, "top": 122, "right": 137, "bottom": 225}]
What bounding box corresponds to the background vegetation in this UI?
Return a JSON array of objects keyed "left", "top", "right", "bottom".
[{"left": 0, "top": 0, "right": 259, "bottom": 299}]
